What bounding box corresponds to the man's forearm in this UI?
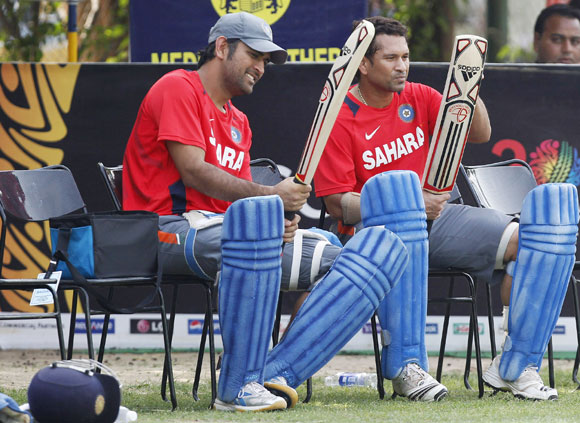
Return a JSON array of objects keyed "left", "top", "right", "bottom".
[{"left": 467, "top": 97, "right": 491, "bottom": 144}]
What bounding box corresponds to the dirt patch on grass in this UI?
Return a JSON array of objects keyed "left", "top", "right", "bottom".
[{"left": 0, "top": 349, "right": 573, "bottom": 390}]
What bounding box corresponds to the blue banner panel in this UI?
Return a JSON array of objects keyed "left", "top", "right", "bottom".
[{"left": 129, "top": 0, "right": 367, "bottom": 63}]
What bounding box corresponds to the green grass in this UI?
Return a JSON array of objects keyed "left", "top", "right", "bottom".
[{"left": 6, "top": 368, "right": 580, "bottom": 422}]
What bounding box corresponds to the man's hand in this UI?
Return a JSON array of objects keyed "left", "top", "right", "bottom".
[
  {"left": 274, "top": 177, "right": 312, "bottom": 211},
  {"left": 283, "top": 214, "right": 301, "bottom": 243},
  {"left": 423, "top": 190, "right": 450, "bottom": 220}
]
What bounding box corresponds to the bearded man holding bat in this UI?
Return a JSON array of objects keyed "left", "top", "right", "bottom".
[
  {"left": 123, "top": 12, "right": 419, "bottom": 412},
  {"left": 315, "top": 16, "right": 578, "bottom": 401}
]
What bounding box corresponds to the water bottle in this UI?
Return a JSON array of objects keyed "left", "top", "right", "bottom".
[
  {"left": 115, "top": 406, "right": 138, "bottom": 423},
  {"left": 324, "top": 372, "right": 377, "bottom": 388}
]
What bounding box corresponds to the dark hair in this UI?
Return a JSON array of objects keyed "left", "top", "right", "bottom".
[
  {"left": 570, "top": 0, "right": 580, "bottom": 10},
  {"left": 534, "top": 4, "right": 580, "bottom": 35},
  {"left": 197, "top": 39, "right": 241, "bottom": 68},
  {"left": 353, "top": 16, "right": 408, "bottom": 61}
]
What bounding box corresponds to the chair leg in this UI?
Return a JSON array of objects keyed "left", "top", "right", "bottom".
[
  {"left": 192, "top": 291, "right": 211, "bottom": 401},
  {"left": 97, "top": 287, "right": 115, "bottom": 365},
  {"left": 486, "top": 282, "right": 497, "bottom": 359},
  {"left": 469, "top": 277, "right": 484, "bottom": 398},
  {"left": 571, "top": 276, "right": 580, "bottom": 387},
  {"left": 272, "top": 292, "right": 283, "bottom": 346},
  {"left": 436, "top": 278, "right": 455, "bottom": 382},
  {"left": 66, "top": 290, "right": 79, "bottom": 360},
  {"left": 161, "top": 284, "right": 180, "bottom": 402},
  {"left": 158, "top": 290, "right": 177, "bottom": 410},
  {"left": 208, "top": 286, "right": 217, "bottom": 408},
  {"left": 52, "top": 287, "right": 66, "bottom": 360},
  {"left": 370, "top": 313, "right": 385, "bottom": 399},
  {"left": 548, "top": 338, "right": 554, "bottom": 389}
]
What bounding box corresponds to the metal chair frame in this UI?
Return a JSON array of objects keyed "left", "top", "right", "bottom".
[{"left": 97, "top": 162, "right": 217, "bottom": 407}]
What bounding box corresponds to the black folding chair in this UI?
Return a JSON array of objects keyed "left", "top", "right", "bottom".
[
  {"left": 0, "top": 167, "right": 71, "bottom": 360},
  {"left": 97, "top": 162, "right": 217, "bottom": 407},
  {"left": 1, "top": 165, "right": 179, "bottom": 410},
  {"left": 460, "top": 158, "right": 556, "bottom": 388}
]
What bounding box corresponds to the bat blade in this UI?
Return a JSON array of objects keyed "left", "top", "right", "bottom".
[
  {"left": 422, "top": 35, "right": 488, "bottom": 194},
  {"left": 294, "top": 20, "right": 375, "bottom": 185}
]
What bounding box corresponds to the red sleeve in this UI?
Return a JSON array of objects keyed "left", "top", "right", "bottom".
[
  {"left": 314, "top": 113, "right": 358, "bottom": 197},
  {"left": 146, "top": 73, "right": 207, "bottom": 150},
  {"left": 424, "top": 84, "right": 442, "bottom": 136}
]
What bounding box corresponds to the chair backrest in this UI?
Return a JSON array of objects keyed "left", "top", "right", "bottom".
[
  {"left": 97, "top": 162, "right": 123, "bottom": 211},
  {"left": 0, "top": 166, "right": 86, "bottom": 222},
  {"left": 0, "top": 166, "right": 86, "bottom": 275},
  {"left": 97, "top": 159, "right": 283, "bottom": 213},
  {"left": 460, "top": 159, "right": 537, "bottom": 216},
  {"left": 250, "top": 158, "right": 284, "bottom": 186}
]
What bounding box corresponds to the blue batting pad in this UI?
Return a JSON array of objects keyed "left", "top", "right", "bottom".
[
  {"left": 218, "top": 195, "right": 284, "bottom": 403},
  {"left": 500, "top": 183, "right": 579, "bottom": 381},
  {"left": 264, "top": 226, "right": 408, "bottom": 388},
  {"left": 361, "top": 171, "right": 429, "bottom": 379}
]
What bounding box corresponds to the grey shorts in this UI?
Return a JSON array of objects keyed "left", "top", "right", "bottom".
[
  {"left": 429, "top": 203, "right": 515, "bottom": 285},
  {"left": 158, "top": 215, "right": 341, "bottom": 291},
  {"left": 330, "top": 203, "right": 514, "bottom": 286}
]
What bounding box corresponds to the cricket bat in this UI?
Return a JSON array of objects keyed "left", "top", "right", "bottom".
[
  {"left": 293, "top": 20, "right": 375, "bottom": 186},
  {"left": 421, "top": 35, "right": 488, "bottom": 194}
]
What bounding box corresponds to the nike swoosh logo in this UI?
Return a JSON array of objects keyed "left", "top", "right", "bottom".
[{"left": 365, "top": 125, "right": 381, "bottom": 140}]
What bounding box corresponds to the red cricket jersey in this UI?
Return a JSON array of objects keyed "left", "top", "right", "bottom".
[
  {"left": 314, "top": 82, "right": 441, "bottom": 197},
  {"left": 123, "top": 70, "right": 252, "bottom": 215}
]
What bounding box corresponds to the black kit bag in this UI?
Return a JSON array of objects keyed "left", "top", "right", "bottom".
[{"left": 48, "top": 211, "right": 161, "bottom": 313}]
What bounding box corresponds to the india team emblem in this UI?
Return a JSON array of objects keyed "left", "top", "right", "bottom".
[
  {"left": 231, "top": 126, "right": 242, "bottom": 143},
  {"left": 398, "top": 104, "right": 415, "bottom": 123}
]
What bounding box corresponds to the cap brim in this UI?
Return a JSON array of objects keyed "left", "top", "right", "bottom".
[
  {"left": 0, "top": 393, "right": 32, "bottom": 421},
  {"left": 243, "top": 38, "right": 288, "bottom": 64}
]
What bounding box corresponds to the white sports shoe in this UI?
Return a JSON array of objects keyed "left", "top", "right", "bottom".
[
  {"left": 483, "top": 355, "right": 557, "bottom": 401},
  {"left": 213, "top": 382, "right": 287, "bottom": 412},
  {"left": 392, "top": 363, "right": 449, "bottom": 402},
  {"left": 264, "top": 376, "right": 299, "bottom": 408}
]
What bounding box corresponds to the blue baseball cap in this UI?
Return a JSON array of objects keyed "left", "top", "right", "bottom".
[
  {"left": 0, "top": 392, "right": 32, "bottom": 423},
  {"left": 208, "top": 12, "right": 287, "bottom": 64},
  {"left": 28, "top": 363, "right": 121, "bottom": 423}
]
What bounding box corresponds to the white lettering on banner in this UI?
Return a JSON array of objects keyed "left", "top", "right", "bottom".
[
  {"left": 215, "top": 144, "right": 244, "bottom": 171},
  {"left": 363, "top": 126, "right": 425, "bottom": 170}
]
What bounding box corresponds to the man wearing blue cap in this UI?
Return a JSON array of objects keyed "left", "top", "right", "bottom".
[{"left": 123, "top": 11, "right": 415, "bottom": 413}]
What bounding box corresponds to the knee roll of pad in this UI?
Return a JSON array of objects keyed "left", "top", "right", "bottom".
[
  {"left": 218, "top": 196, "right": 284, "bottom": 402},
  {"left": 361, "top": 171, "right": 429, "bottom": 379},
  {"left": 264, "top": 226, "right": 408, "bottom": 388},
  {"left": 500, "top": 183, "right": 579, "bottom": 381}
]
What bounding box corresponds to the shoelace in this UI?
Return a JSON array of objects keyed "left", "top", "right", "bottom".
[
  {"left": 238, "top": 382, "right": 269, "bottom": 398},
  {"left": 403, "top": 364, "right": 427, "bottom": 385},
  {"left": 522, "top": 367, "right": 551, "bottom": 391}
]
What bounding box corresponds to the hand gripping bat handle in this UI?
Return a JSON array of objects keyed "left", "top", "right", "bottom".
[{"left": 284, "top": 175, "right": 307, "bottom": 221}]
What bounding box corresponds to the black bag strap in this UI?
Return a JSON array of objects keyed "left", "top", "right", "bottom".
[{"left": 49, "top": 230, "right": 163, "bottom": 315}]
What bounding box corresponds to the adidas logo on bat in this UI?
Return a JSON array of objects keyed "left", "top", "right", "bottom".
[{"left": 458, "top": 64, "right": 481, "bottom": 82}]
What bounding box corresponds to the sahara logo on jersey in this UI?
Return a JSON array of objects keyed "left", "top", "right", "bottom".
[
  {"left": 210, "top": 1, "right": 291, "bottom": 26},
  {"left": 362, "top": 126, "right": 425, "bottom": 170}
]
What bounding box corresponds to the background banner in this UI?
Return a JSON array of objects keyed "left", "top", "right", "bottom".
[
  {"left": 1, "top": 62, "right": 579, "bottom": 318},
  {"left": 129, "top": 0, "right": 368, "bottom": 63}
]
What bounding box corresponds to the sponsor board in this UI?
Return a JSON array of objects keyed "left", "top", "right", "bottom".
[
  {"left": 452, "top": 322, "right": 484, "bottom": 336},
  {"left": 187, "top": 319, "right": 221, "bottom": 335},
  {"left": 74, "top": 318, "right": 115, "bottom": 334},
  {"left": 130, "top": 318, "right": 164, "bottom": 334}
]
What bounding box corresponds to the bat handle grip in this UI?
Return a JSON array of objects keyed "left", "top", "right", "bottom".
[{"left": 283, "top": 175, "right": 307, "bottom": 221}]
